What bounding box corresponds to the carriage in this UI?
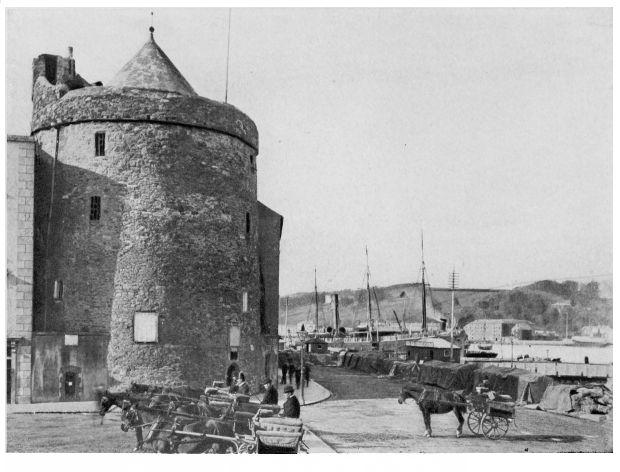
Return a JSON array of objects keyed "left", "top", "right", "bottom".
[
  {"left": 135, "top": 409, "right": 306, "bottom": 453},
  {"left": 107, "top": 385, "right": 306, "bottom": 453},
  {"left": 464, "top": 392, "right": 516, "bottom": 440}
]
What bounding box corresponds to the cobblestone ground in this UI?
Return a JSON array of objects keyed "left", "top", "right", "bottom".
[
  {"left": 6, "top": 412, "right": 135, "bottom": 453},
  {"left": 303, "top": 366, "right": 613, "bottom": 453}
]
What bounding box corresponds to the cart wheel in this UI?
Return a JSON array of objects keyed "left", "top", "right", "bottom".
[
  {"left": 481, "top": 414, "right": 509, "bottom": 440},
  {"left": 467, "top": 411, "right": 484, "bottom": 436}
]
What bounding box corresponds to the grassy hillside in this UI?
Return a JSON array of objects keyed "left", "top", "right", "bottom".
[
  {"left": 279, "top": 279, "right": 612, "bottom": 334},
  {"left": 279, "top": 283, "right": 505, "bottom": 329}
]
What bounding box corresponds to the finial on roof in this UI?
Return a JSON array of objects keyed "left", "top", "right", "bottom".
[{"left": 149, "top": 11, "right": 154, "bottom": 39}]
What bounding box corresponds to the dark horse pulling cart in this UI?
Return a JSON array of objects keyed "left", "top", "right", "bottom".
[
  {"left": 98, "top": 384, "right": 305, "bottom": 453},
  {"left": 398, "top": 382, "right": 516, "bottom": 440}
]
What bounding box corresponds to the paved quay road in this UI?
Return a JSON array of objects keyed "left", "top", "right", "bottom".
[{"left": 302, "top": 366, "right": 612, "bottom": 453}]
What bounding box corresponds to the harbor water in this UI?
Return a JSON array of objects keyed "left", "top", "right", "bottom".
[{"left": 492, "top": 342, "right": 612, "bottom": 364}]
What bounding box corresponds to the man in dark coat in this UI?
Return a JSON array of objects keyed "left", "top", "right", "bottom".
[
  {"left": 288, "top": 363, "right": 295, "bottom": 384},
  {"left": 281, "top": 363, "right": 288, "bottom": 384},
  {"left": 261, "top": 378, "right": 278, "bottom": 405},
  {"left": 303, "top": 364, "right": 311, "bottom": 387},
  {"left": 294, "top": 368, "right": 301, "bottom": 390},
  {"left": 281, "top": 385, "right": 300, "bottom": 419}
]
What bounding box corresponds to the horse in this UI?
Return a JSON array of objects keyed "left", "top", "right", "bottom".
[
  {"left": 122, "top": 395, "right": 238, "bottom": 453},
  {"left": 98, "top": 390, "right": 195, "bottom": 452},
  {"left": 398, "top": 383, "right": 466, "bottom": 438}
]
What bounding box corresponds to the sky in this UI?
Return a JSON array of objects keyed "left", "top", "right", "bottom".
[{"left": 5, "top": 8, "right": 613, "bottom": 296}]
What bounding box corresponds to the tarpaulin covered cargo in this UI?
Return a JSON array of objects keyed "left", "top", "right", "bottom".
[
  {"left": 472, "top": 365, "right": 554, "bottom": 403},
  {"left": 538, "top": 384, "right": 576, "bottom": 413},
  {"left": 417, "top": 360, "right": 480, "bottom": 391},
  {"left": 355, "top": 352, "right": 394, "bottom": 375},
  {"left": 538, "top": 383, "right": 613, "bottom": 415}
]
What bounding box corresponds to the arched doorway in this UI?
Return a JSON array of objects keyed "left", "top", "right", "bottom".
[{"left": 225, "top": 363, "right": 239, "bottom": 387}]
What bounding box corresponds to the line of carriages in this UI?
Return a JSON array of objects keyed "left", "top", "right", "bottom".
[{"left": 98, "top": 383, "right": 306, "bottom": 454}]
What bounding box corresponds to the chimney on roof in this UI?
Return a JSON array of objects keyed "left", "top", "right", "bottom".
[{"left": 68, "top": 46, "right": 75, "bottom": 77}]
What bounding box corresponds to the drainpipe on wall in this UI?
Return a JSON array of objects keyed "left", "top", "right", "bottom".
[{"left": 42, "top": 126, "right": 60, "bottom": 332}]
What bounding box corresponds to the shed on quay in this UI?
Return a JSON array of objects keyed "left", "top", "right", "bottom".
[{"left": 405, "top": 337, "right": 461, "bottom": 363}]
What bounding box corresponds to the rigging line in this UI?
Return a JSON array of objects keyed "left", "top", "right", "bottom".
[{"left": 224, "top": 8, "right": 232, "bottom": 103}]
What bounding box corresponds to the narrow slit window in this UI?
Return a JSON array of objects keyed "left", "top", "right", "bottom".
[
  {"left": 90, "top": 196, "right": 101, "bottom": 220},
  {"left": 242, "top": 291, "right": 249, "bottom": 313},
  {"left": 250, "top": 155, "right": 256, "bottom": 173},
  {"left": 245, "top": 212, "right": 251, "bottom": 235},
  {"left": 53, "top": 280, "right": 63, "bottom": 300},
  {"left": 95, "top": 132, "right": 105, "bottom": 156}
]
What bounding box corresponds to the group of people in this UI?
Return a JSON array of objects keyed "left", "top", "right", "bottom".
[
  {"left": 280, "top": 363, "right": 311, "bottom": 390},
  {"left": 226, "top": 373, "right": 300, "bottom": 419},
  {"left": 261, "top": 377, "right": 300, "bottom": 419}
]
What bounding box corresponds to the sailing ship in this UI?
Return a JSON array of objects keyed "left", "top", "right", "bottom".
[{"left": 336, "top": 235, "right": 462, "bottom": 356}]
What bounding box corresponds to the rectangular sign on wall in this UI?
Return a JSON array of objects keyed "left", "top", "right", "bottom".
[
  {"left": 64, "top": 334, "right": 78, "bottom": 346},
  {"left": 134, "top": 312, "right": 158, "bottom": 343}
]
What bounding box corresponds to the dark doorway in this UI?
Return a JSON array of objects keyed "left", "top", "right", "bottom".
[
  {"left": 6, "top": 345, "right": 11, "bottom": 404},
  {"left": 429, "top": 349, "right": 434, "bottom": 360},
  {"left": 64, "top": 372, "right": 76, "bottom": 397},
  {"left": 225, "top": 363, "right": 239, "bottom": 387}
]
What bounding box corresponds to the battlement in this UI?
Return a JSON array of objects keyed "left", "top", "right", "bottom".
[{"left": 31, "top": 48, "right": 91, "bottom": 121}]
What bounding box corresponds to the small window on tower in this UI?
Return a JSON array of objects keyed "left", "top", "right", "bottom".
[
  {"left": 229, "top": 325, "right": 241, "bottom": 360},
  {"left": 245, "top": 212, "right": 251, "bottom": 235},
  {"left": 90, "top": 196, "right": 101, "bottom": 220},
  {"left": 95, "top": 132, "right": 105, "bottom": 156},
  {"left": 242, "top": 291, "right": 249, "bottom": 313},
  {"left": 53, "top": 280, "right": 63, "bottom": 301},
  {"left": 250, "top": 155, "right": 256, "bottom": 173}
]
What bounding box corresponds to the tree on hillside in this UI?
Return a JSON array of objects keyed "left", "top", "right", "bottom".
[{"left": 457, "top": 307, "right": 477, "bottom": 328}]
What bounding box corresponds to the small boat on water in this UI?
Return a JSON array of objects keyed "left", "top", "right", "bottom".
[
  {"left": 571, "top": 336, "right": 612, "bottom": 347},
  {"left": 464, "top": 350, "right": 498, "bottom": 359}
]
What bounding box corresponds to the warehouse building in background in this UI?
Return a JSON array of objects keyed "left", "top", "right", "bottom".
[
  {"left": 464, "top": 319, "right": 534, "bottom": 342},
  {"left": 5, "top": 28, "right": 283, "bottom": 403}
]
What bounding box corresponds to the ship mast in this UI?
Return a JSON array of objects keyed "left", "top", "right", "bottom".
[
  {"left": 365, "top": 246, "right": 372, "bottom": 342},
  {"left": 284, "top": 296, "right": 289, "bottom": 346},
  {"left": 421, "top": 231, "right": 427, "bottom": 335},
  {"left": 314, "top": 268, "right": 319, "bottom": 334}
]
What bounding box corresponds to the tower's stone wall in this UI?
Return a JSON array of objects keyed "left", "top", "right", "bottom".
[
  {"left": 28, "top": 40, "right": 281, "bottom": 397},
  {"left": 32, "top": 87, "right": 258, "bottom": 151},
  {"left": 33, "top": 117, "right": 265, "bottom": 389}
]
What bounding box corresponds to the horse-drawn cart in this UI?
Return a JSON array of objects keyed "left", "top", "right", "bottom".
[
  {"left": 465, "top": 392, "right": 516, "bottom": 440},
  {"left": 100, "top": 385, "right": 306, "bottom": 453},
  {"left": 143, "top": 412, "right": 306, "bottom": 454}
]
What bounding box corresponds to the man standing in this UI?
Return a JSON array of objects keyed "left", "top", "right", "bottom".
[
  {"left": 288, "top": 363, "right": 295, "bottom": 384},
  {"left": 294, "top": 368, "right": 301, "bottom": 390},
  {"left": 281, "top": 385, "right": 301, "bottom": 419},
  {"left": 261, "top": 378, "right": 278, "bottom": 405},
  {"left": 303, "top": 363, "right": 311, "bottom": 387},
  {"left": 281, "top": 363, "right": 288, "bottom": 384}
]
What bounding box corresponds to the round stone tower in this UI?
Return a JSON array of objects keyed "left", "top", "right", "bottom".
[{"left": 31, "top": 31, "right": 272, "bottom": 390}]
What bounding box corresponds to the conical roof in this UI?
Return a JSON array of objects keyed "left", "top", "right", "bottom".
[{"left": 109, "top": 30, "right": 197, "bottom": 96}]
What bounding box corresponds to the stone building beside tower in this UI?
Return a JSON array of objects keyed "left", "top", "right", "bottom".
[{"left": 6, "top": 28, "right": 283, "bottom": 402}]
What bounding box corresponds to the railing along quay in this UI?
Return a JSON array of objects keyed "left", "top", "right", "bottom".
[{"left": 464, "top": 359, "right": 612, "bottom": 379}]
